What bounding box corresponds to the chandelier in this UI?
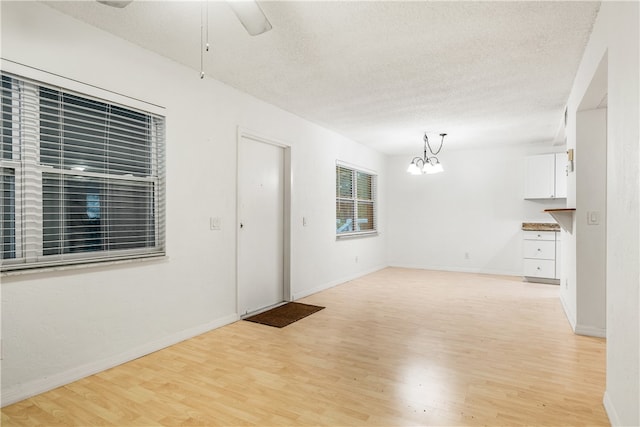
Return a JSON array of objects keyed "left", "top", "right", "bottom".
[{"left": 407, "top": 133, "right": 447, "bottom": 175}]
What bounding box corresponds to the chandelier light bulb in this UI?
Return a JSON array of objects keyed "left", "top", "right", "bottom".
[{"left": 407, "top": 162, "right": 422, "bottom": 175}]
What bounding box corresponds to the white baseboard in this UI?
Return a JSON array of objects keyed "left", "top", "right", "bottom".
[
  {"left": 558, "top": 296, "right": 606, "bottom": 338},
  {"left": 559, "top": 292, "right": 577, "bottom": 332},
  {"left": 575, "top": 324, "right": 606, "bottom": 338},
  {"left": 0, "top": 313, "right": 239, "bottom": 408},
  {"left": 387, "top": 263, "right": 521, "bottom": 277},
  {"left": 523, "top": 276, "right": 560, "bottom": 285},
  {"left": 603, "top": 391, "right": 620, "bottom": 426},
  {"left": 291, "top": 264, "right": 387, "bottom": 300}
]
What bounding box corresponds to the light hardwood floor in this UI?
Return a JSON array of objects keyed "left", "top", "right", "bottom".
[{"left": 1, "top": 268, "right": 608, "bottom": 426}]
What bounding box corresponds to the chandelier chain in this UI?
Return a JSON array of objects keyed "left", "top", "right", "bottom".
[{"left": 424, "top": 133, "right": 445, "bottom": 156}]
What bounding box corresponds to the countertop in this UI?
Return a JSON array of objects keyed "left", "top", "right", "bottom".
[{"left": 522, "top": 222, "right": 560, "bottom": 231}]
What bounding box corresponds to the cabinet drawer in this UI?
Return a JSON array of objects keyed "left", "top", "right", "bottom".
[
  {"left": 523, "top": 240, "right": 555, "bottom": 259},
  {"left": 523, "top": 230, "right": 556, "bottom": 241},
  {"left": 524, "top": 259, "right": 555, "bottom": 278}
]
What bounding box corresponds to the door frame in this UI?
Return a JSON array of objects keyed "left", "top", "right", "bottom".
[{"left": 236, "top": 127, "right": 292, "bottom": 316}]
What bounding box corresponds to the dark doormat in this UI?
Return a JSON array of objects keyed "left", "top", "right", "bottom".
[{"left": 243, "top": 302, "right": 325, "bottom": 328}]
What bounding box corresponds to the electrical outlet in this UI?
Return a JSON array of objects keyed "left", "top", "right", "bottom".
[{"left": 464, "top": 252, "right": 470, "bottom": 260}]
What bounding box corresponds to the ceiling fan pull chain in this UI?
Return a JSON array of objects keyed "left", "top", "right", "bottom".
[
  {"left": 200, "top": 0, "right": 210, "bottom": 79},
  {"left": 206, "top": 0, "right": 210, "bottom": 52},
  {"left": 200, "top": 0, "right": 204, "bottom": 78}
]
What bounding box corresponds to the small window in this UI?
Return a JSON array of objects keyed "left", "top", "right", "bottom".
[
  {"left": 336, "top": 163, "right": 377, "bottom": 237},
  {"left": 0, "top": 72, "right": 165, "bottom": 271}
]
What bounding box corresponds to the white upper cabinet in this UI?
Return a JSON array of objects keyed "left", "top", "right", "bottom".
[
  {"left": 525, "top": 154, "right": 555, "bottom": 199},
  {"left": 524, "top": 153, "right": 567, "bottom": 199},
  {"left": 554, "top": 152, "right": 568, "bottom": 199}
]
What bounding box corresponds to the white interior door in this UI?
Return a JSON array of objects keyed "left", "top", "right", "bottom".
[{"left": 238, "top": 136, "right": 285, "bottom": 315}]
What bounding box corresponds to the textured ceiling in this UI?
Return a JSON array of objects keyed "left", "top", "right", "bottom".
[{"left": 44, "top": 1, "right": 600, "bottom": 154}]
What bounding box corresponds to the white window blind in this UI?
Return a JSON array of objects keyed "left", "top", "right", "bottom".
[
  {"left": 0, "top": 72, "right": 165, "bottom": 271},
  {"left": 336, "top": 163, "right": 377, "bottom": 237}
]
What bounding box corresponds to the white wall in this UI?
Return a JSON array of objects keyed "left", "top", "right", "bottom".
[
  {"left": 576, "top": 108, "right": 607, "bottom": 337},
  {"left": 386, "top": 145, "right": 565, "bottom": 276},
  {"left": 561, "top": 109, "right": 608, "bottom": 337},
  {"left": 560, "top": 48, "right": 608, "bottom": 338},
  {"left": 561, "top": 2, "right": 639, "bottom": 425},
  {"left": 0, "top": 2, "right": 386, "bottom": 405}
]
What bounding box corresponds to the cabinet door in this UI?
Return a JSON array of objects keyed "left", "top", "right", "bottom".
[
  {"left": 555, "top": 153, "right": 567, "bottom": 198},
  {"left": 525, "top": 154, "right": 555, "bottom": 199}
]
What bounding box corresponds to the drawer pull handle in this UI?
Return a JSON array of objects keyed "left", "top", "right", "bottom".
[
  {"left": 537, "top": 267, "right": 541, "bottom": 270},
  {"left": 537, "top": 248, "right": 541, "bottom": 251},
  {"left": 537, "top": 234, "right": 541, "bottom": 237}
]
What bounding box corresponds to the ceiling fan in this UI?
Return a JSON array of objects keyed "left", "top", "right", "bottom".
[
  {"left": 97, "top": 0, "right": 272, "bottom": 78},
  {"left": 97, "top": 0, "right": 272, "bottom": 36}
]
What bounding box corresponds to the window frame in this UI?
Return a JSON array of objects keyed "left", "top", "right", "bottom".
[
  {"left": 1, "top": 74, "right": 23, "bottom": 261},
  {"left": 0, "top": 66, "right": 166, "bottom": 273},
  {"left": 335, "top": 161, "right": 377, "bottom": 239}
]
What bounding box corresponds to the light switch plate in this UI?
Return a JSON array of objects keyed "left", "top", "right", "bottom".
[{"left": 210, "top": 217, "right": 221, "bottom": 230}]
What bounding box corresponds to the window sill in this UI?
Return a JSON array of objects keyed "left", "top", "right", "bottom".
[
  {"left": 336, "top": 231, "right": 379, "bottom": 241},
  {"left": 1, "top": 254, "right": 169, "bottom": 278}
]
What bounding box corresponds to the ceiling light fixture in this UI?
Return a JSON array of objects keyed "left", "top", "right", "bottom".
[{"left": 407, "top": 133, "right": 447, "bottom": 175}]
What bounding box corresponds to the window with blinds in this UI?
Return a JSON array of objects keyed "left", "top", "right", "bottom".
[
  {"left": 0, "top": 72, "right": 165, "bottom": 271},
  {"left": 336, "top": 163, "right": 377, "bottom": 237}
]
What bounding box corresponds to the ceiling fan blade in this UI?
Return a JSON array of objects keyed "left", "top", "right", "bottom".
[
  {"left": 97, "top": 0, "right": 133, "bottom": 8},
  {"left": 95, "top": 0, "right": 272, "bottom": 37},
  {"left": 226, "top": 1, "right": 272, "bottom": 36}
]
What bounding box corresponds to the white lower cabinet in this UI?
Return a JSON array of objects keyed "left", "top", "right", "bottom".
[
  {"left": 523, "top": 239, "right": 555, "bottom": 259},
  {"left": 523, "top": 230, "right": 559, "bottom": 282},
  {"left": 524, "top": 259, "right": 555, "bottom": 278}
]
